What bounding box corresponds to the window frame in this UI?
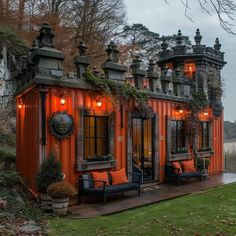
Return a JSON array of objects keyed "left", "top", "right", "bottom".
[
  {"left": 171, "top": 120, "right": 187, "bottom": 154},
  {"left": 198, "top": 121, "right": 211, "bottom": 151},
  {"left": 83, "top": 115, "right": 109, "bottom": 160}
]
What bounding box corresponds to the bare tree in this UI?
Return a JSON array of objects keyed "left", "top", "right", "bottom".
[
  {"left": 165, "top": 0, "right": 236, "bottom": 34},
  {"left": 70, "top": 0, "right": 126, "bottom": 66}
]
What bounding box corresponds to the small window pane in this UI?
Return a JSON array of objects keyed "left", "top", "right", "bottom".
[
  {"left": 171, "top": 120, "right": 186, "bottom": 153},
  {"left": 83, "top": 115, "right": 108, "bottom": 160}
]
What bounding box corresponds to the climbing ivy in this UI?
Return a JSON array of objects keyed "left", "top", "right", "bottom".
[
  {"left": 185, "top": 91, "right": 208, "bottom": 139},
  {"left": 189, "top": 91, "right": 208, "bottom": 113},
  {"left": 85, "top": 70, "right": 149, "bottom": 106}
]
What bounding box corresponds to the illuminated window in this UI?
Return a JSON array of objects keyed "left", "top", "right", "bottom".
[
  {"left": 171, "top": 120, "right": 187, "bottom": 153},
  {"left": 84, "top": 116, "right": 108, "bottom": 159},
  {"left": 198, "top": 122, "right": 210, "bottom": 150},
  {"left": 184, "top": 63, "right": 196, "bottom": 79}
]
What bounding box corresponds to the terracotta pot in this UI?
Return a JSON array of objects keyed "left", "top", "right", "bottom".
[
  {"left": 40, "top": 193, "right": 52, "bottom": 211},
  {"left": 52, "top": 197, "right": 69, "bottom": 216}
]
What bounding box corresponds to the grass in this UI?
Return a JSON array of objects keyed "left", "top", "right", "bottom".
[{"left": 48, "top": 183, "right": 236, "bottom": 236}]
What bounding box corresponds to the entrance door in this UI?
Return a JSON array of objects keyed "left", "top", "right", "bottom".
[{"left": 132, "top": 118, "right": 153, "bottom": 181}]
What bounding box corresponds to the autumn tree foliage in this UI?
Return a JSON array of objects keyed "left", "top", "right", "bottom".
[{"left": 0, "top": 0, "right": 126, "bottom": 71}]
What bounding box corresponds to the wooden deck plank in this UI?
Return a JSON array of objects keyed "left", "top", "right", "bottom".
[{"left": 68, "top": 173, "right": 236, "bottom": 218}]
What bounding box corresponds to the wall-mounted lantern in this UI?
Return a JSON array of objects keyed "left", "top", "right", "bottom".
[
  {"left": 203, "top": 110, "right": 209, "bottom": 116},
  {"left": 18, "top": 99, "right": 23, "bottom": 109},
  {"left": 96, "top": 97, "right": 102, "bottom": 107},
  {"left": 176, "top": 105, "right": 184, "bottom": 114},
  {"left": 60, "top": 94, "right": 66, "bottom": 105}
]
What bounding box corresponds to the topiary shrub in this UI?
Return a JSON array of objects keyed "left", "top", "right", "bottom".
[
  {"left": 36, "top": 152, "right": 63, "bottom": 193},
  {"left": 47, "top": 181, "right": 77, "bottom": 198},
  {"left": 0, "top": 170, "right": 20, "bottom": 188}
]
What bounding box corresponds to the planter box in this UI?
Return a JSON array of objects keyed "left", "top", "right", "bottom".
[
  {"left": 52, "top": 197, "right": 69, "bottom": 216},
  {"left": 168, "top": 152, "right": 191, "bottom": 161},
  {"left": 196, "top": 150, "right": 214, "bottom": 158},
  {"left": 75, "top": 160, "right": 116, "bottom": 171},
  {"left": 40, "top": 193, "right": 52, "bottom": 211}
]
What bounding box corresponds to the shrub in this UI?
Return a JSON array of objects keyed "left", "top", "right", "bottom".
[
  {"left": 47, "top": 181, "right": 77, "bottom": 198},
  {"left": 0, "top": 147, "right": 16, "bottom": 170},
  {"left": 197, "top": 158, "right": 210, "bottom": 170},
  {"left": 0, "top": 133, "right": 16, "bottom": 148},
  {"left": 0, "top": 170, "right": 20, "bottom": 188},
  {"left": 36, "top": 152, "right": 63, "bottom": 193}
]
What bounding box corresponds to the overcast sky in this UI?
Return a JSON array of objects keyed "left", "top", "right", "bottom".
[{"left": 125, "top": 0, "right": 236, "bottom": 121}]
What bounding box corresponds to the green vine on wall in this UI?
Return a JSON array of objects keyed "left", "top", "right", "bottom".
[
  {"left": 85, "top": 71, "right": 150, "bottom": 110},
  {"left": 185, "top": 91, "right": 208, "bottom": 139},
  {"left": 189, "top": 91, "right": 208, "bottom": 113}
]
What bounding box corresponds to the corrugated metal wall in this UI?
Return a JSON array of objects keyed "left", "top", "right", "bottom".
[
  {"left": 16, "top": 86, "right": 224, "bottom": 190},
  {"left": 16, "top": 88, "right": 39, "bottom": 189}
]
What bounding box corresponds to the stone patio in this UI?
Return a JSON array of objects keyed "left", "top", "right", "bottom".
[{"left": 68, "top": 173, "right": 236, "bottom": 218}]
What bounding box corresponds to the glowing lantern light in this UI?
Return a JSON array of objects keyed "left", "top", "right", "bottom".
[
  {"left": 60, "top": 95, "right": 66, "bottom": 105},
  {"left": 96, "top": 97, "right": 102, "bottom": 107}
]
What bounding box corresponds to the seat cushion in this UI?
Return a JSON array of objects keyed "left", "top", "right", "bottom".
[
  {"left": 84, "top": 185, "right": 122, "bottom": 194},
  {"left": 110, "top": 168, "right": 128, "bottom": 185},
  {"left": 91, "top": 171, "right": 110, "bottom": 188},
  {"left": 83, "top": 183, "right": 139, "bottom": 194},
  {"left": 171, "top": 162, "right": 182, "bottom": 174},
  {"left": 118, "top": 183, "right": 139, "bottom": 192},
  {"left": 182, "top": 160, "right": 196, "bottom": 173},
  {"left": 179, "top": 172, "right": 202, "bottom": 178}
]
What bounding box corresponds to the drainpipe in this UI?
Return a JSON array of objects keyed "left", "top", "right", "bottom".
[{"left": 39, "top": 87, "right": 48, "bottom": 162}]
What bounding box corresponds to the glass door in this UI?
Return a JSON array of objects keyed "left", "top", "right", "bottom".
[{"left": 132, "top": 118, "right": 153, "bottom": 181}]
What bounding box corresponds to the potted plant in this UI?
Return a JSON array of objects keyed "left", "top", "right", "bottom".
[
  {"left": 47, "top": 181, "right": 77, "bottom": 216},
  {"left": 36, "top": 152, "right": 63, "bottom": 211},
  {"left": 197, "top": 158, "right": 210, "bottom": 178}
]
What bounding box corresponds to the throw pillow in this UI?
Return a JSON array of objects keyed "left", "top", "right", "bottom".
[
  {"left": 182, "top": 160, "right": 196, "bottom": 173},
  {"left": 91, "top": 171, "right": 110, "bottom": 188},
  {"left": 171, "top": 162, "right": 182, "bottom": 174},
  {"left": 110, "top": 168, "right": 128, "bottom": 185}
]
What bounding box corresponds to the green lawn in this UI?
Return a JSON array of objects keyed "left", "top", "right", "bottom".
[{"left": 48, "top": 183, "right": 236, "bottom": 236}]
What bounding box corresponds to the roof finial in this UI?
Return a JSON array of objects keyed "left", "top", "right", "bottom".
[
  {"left": 161, "top": 37, "right": 168, "bottom": 50},
  {"left": 131, "top": 55, "right": 142, "bottom": 69},
  {"left": 176, "top": 30, "right": 183, "bottom": 45},
  {"left": 77, "top": 41, "right": 87, "bottom": 56},
  {"left": 105, "top": 41, "right": 119, "bottom": 62},
  {"left": 214, "top": 38, "right": 221, "bottom": 51},
  {"left": 194, "top": 29, "right": 202, "bottom": 45},
  {"left": 37, "top": 22, "right": 55, "bottom": 48}
]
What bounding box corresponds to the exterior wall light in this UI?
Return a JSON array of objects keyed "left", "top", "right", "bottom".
[
  {"left": 176, "top": 105, "right": 184, "bottom": 114},
  {"left": 60, "top": 95, "right": 66, "bottom": 105},
  {"left": 18, "top": 99, "right": 23, "bottom": 109},
  {"left": 203, "top": 111, "right": 209, "bottom": 116},
  {"left": 96, "top": 97, "right": 102, "bottom": 107}
]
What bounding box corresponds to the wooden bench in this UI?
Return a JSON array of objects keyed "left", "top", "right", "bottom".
[
  {"left": 78, "top": 172, "right": 141, "bottom": 205},
  {"left": 165, "top": 161, "right": 202, "bottom": 185}
]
